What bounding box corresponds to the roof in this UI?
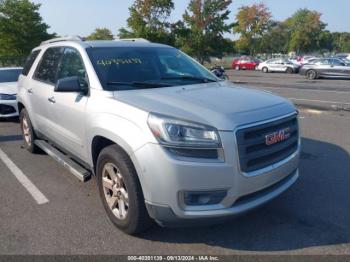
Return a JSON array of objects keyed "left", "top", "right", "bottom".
[
  {"left": 82, "top": 40, "right": 171, "bottom": 49},
  {"left": 39, "top": 36, "right": 171, "bottom": 49}
]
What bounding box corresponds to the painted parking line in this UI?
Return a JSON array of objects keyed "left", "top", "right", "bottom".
[
  {"left": 0, "top": 148, "right": 49, "bottom": 205},
  {"left": 261, "top": 86, "right": 350, "bottom": 94},
  {"left": 288, "top": 97, "right": 350, "bottom": 105}
]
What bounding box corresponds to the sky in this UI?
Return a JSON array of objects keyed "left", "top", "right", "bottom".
[{"left": 31, "top": 0, "right": 350, "bottom": 37}]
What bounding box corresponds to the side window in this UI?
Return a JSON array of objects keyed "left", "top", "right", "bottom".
[
  {"left": 34, "top": 47, "right": 64, "bottom": 84},
  {"left": 57, "top": 47, "right": 86, "bottom": 80},
  {"left": 332, "top": 59, "right": 343, "bottom": 66},
  {"left": 22, "top": 50, "right": 41, "bottom": 76}
]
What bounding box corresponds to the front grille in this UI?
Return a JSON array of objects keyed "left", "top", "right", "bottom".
[
  {"left": 0, "top": 104, "right": 16, "bottom": 115},
  {"left": 236, "top": 114, "right": 299, "bottom": 173}
]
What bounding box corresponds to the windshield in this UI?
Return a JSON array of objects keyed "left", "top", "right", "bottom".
[
  {"left": 87, "top": 47, "right": 218, "bottom": 91},
  {"left": 0, "top": 69, "right": 22, "bottom": 83}
]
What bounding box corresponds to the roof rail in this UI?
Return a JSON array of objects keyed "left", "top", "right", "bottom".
[
  {"left": 40, "top": 36, "right": 84, "bottom": 46},
  {"left": 115, "top": 38, "right": 150, "bottom": 43}
]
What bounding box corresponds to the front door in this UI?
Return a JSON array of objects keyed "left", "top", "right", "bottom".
[{"left": 46, "top": 47, "right": 89, "bottom": 160}]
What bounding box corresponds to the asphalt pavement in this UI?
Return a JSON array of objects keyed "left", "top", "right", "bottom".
[
  {"left": 0, "top": 72, "right": 350, "bottom": 255},
  {"left": 228, "top": 70, "right": 350, "bottom": 111}
]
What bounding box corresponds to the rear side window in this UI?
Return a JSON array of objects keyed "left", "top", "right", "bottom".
[
  {"left": 34, "top": 47, "right": 64, "bottom": 84},
  {"left": 22, "top": 50, "right": 41, "bottom": 76}
]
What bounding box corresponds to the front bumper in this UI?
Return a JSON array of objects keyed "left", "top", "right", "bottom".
[
  {"left": 133, "top": 130, "right": 300, "bottom": 226},
  {"left": 146, "top": 169, "right": 298, "bottom": 226},
  {"left": 0, "top": 100, "right": 18, "bottom": 118}
]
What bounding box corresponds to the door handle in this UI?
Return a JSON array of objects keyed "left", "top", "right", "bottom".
[
  {"left": 48, "top": 96, "right": 56, "bottom": 103},
  {"left": 27, "top": 88, "right": 33, "bottom": 94}
]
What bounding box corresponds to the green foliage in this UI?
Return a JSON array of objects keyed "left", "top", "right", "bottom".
[
  {"left": 258, "top": 21, "right": 290, "bottom": 54},
  {"left": 0, "top": 0, "right": 54, "bottom": 56},
  {"left": 175, "top": 0, "right": 233, "bottom": 64},
  {"left": 331, "top": 32, "right": 350, "bottom": 53},
  {"left": 234, "top": 3, "right": 271, "bottom": 55},
  {"left": 118, "top": 0, "right": 175, "bottom": 44},
  {"left": 86, "top": 28, "right": 114, "bottom": 40},
  {"left": 285, "top": 8, "right": 326, "bottom": 54}
]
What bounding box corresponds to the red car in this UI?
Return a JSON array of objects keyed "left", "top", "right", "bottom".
[{"left": 232, "top": 57, "right": 260, "bottom": 70}]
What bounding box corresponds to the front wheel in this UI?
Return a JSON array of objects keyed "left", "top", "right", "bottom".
[
  {"left": 307, "top": 70, "right": 317, "bottom": 80},
  {"left": 97, "top": 145, "right": 153, "bottom": 235},
  {"left": 20, "top": 109, "right": 39, "bottom": 153}
]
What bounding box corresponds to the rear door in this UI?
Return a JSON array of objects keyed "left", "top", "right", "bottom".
[
  {"left": 29, "top": 47, "right": 64, "bottom": 134},
  {"left": 316, "top": 59, "right": 333, "bottom": 77}
]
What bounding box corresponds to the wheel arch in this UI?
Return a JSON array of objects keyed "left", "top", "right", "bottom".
[
  {"left": 17, "top": 102, "right": 25, "bottom": 113},
  {"left": 90, "top": 134, "right": 152, "bottom": 204}
]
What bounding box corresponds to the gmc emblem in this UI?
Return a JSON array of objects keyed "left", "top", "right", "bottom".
[{"left": 265, "top": 127, "right": 291, "bottom": 146}]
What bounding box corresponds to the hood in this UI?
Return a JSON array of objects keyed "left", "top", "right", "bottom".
[
  {"left": 113, "top": 81, "right": 296, "bottom": 131},
  {"left": 0, "top": 82, "right": 18, "bottom": 95}
]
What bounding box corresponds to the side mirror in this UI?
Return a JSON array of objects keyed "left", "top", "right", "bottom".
[{"left": 55, "top": 76, "right": 88, "bottom": 94}]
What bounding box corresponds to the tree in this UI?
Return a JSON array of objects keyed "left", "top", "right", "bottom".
[
  {"left": 86, "top": 28, "right": 114, "bottom": 40},
  {"left": 331, "top": 32, "right": 350, "bottom": 53},
  {"left": 175, "top": 0, "right": 233, "bottom": 64},
  {"left": 0, "top": 0, "right": 54, "bottom": 56},
  {"left": 234, "top": 3, "right": 272, "bottom": 55},
  {"left": 285, "top": 9, "right": 326, "bottom": 54},
  {"left": 259, "top": 21, "right": 290, "bottom": 54},
  {"left": 118, "top": 0, "right": 175, "bottom": 44}
]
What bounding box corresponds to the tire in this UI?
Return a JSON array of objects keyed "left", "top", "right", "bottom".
[
  {"left": 20, "top": 109, "right": 39, "bottom": 153},
  {"left": 286, "top": 67, "right": 294, "bottom": 74},
  {"left": 306, "top": 70, "right": 317, "bottom": 80},
  {"left": 96, "top": 145, "right": 153, "bottom": 235},
  {"left": 262, "top": 67, "right": 268, "bottom": 73}
]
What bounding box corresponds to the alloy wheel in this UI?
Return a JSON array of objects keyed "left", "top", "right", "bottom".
[
  {"left": 102, "top": 163, "right": 129, "bottom": 220},
  {"left": 22, "top": 117, "right": 31, "bottom": 146}
]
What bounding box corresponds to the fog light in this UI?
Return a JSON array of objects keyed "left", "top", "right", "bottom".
[{"left": 184, "top": 190, "right": 227, "bottom": 206}]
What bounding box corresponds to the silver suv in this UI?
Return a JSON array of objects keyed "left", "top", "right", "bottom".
[{"left": 17, "top": 37, "right": 300, "bottom": 234}]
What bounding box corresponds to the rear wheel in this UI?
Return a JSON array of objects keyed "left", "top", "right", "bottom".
[
  {"left": 286, "top": 67, "right": 294, "bottom": 74},
  {"left": 307, "top": 70, "right": 317, "bottom": 80},
  {"left": 97, "top": 145, "right": 153, "bottom": 235},
  {"left": 20, "top": 109, "right": 39, "bottom": 153},
  {"left": 262, "top": 67, "right": 268, "bottom": 73}
]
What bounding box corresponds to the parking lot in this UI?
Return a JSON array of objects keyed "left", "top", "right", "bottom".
[{"left": 1, "top": 71, "right": 350, "bottom": 255}]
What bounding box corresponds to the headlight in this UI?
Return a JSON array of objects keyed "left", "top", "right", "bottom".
[
  {"left": 147, "top": 113, "right": 221, "bottom": 148},
  {"left": 0, "top": 94, "right": 16, "bottom": 100}
]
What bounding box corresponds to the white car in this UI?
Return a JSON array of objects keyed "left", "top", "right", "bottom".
[
  {"left": 0, "top": 67, "right": 23, "bottom": 118},
  {"left": 257, "top": 59, "right": 300, "bottom": 74}
]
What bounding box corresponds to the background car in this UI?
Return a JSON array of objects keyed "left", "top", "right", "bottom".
[
  {"left": 335, "top": 53, "right": 350, "bottom": 61},
  {"left": 232, "top": 57, "right": 260, "bottom": 70},
  {"left": 0, "top": 67, "right": 23, "bottom": 118},
  {"left": 257, "top": 58, "right": 300, "bottom": 73},
  {"left": 299, "top": 58, "right": 350, "bottom": 79}
]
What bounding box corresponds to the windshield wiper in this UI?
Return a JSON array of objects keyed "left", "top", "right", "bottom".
[
  {"left": 106, "top": 81, "right": 172, "bottom": 89},
  {"left": 161, "top": 75, "right": 217, "bottom": 83}
]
